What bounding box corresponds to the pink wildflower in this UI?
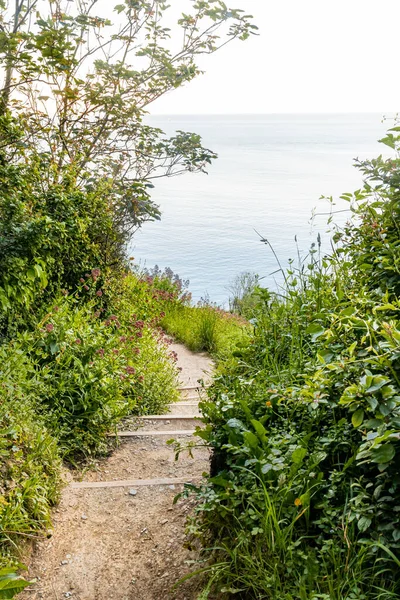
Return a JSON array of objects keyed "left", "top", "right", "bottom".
[
  {"left": 91, "top": 268, "right": 101, "bottom": 282},
  {"left": 45, "top": 323, "right": 54, "bottom": 333}
]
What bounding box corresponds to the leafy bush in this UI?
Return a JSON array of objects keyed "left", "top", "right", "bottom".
[
  {"left": 0, "top": 122, "right": 123, "bottom": 336},
  {"left": 16, "top": 276, "right": 180, "bottom": 458},
  {"left": 184, "top": 130, "right": 400, "bottom": 599},
  {"left": 0, "top": 344, "right": 61, "bottom": 570}
]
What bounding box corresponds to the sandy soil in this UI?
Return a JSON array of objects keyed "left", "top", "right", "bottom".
[{"left": 21, "top": 344, "right": 213, "bottom": 600}]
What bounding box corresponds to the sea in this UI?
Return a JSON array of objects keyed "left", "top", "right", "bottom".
[{"left": 130, "top": 113, "right": 391, "bottom": 306}]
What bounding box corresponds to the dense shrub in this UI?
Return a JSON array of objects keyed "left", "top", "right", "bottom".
[
  {"left": 184, "top": 131, "right": 400, "bottom": 599},
  {"left": 0, "top": 138, "right": 124, "bottom": 338},
  {"left": 15, "top": 276, "right": 180, "bottom": 458},
  {"left": 0, "top": 344, "right": 61, "bottom": 570}
]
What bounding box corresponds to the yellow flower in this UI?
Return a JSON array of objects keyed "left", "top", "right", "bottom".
[
  {"left": 294, "top": 498, "right": 302, "bottom": 507},
  {"left": 265, "top": 401, "right": 272, "bottom": 408}
]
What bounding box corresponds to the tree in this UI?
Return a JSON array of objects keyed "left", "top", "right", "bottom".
[
  {"left": 0, "top": 0, "right": 256, "bottom": 330},
  {"left": 0, "top": 0, "right": 256, "bottom": 230}
]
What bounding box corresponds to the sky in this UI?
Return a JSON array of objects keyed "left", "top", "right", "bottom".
[{"left": 150, "top": 0, "right": 400, "bottom": 115}]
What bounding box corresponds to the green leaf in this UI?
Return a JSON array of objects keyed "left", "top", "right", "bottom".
[
  {"left": 226, "top": 418, "right": 247, "bottom": 431},
  {"left": 340, "top": 306, "right": 357, "bottom": 317},
  {"left": 243, "top": 431, "right": 259, "bottom": 450},
  {"left": 371, "top": 444, "right": 396, "bottom": 464},
  {"left": 0, "top": 569, "right": 30, "bottom": 598},
  {"left": 49, "top": 342, "right": 59, "bottom": 354},
  {"left": 317, "top": 349, "right": 334, "bottom": 363},
  {"left": 250, "top": 419, "right": 267, "bottom": 440},
  {"left": 393, "top": 529, "right": 400, "bottom": 542},
  {"left": 305, "top": 323, "right": 325, "bottom": 340},
  {"left": 209, "top": 475, "right": 232, "bottom": 488},
  {"left": 352, "top": 408, "right": 364, "bottom": 428},
  {"left": 26, "top": 268, "right": 36, "bottom": 281},
  {"left": 292, "top": 447, "right": 307, "bottom": 464},
  {"left": 358, "top": 516, "right": 372, "bottom": 532},
  {"left": 379, "top": 134, "right": 397, "bottom": 149}
]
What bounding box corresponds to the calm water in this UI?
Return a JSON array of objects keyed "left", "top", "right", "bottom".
[{"left": 130, "top": 114, "right": 389, "bottom": 305}]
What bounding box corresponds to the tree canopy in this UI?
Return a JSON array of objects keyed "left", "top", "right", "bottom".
[{"left": 0, "top": 0, "right": 256, "bottom": 328}]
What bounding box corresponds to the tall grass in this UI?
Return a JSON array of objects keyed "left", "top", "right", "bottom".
[
  {"left": 162, "top": 304, "right": 249, "bottom": 357},
  {"left": 188, "top": 470, "right": 400, "bottom": 599}
]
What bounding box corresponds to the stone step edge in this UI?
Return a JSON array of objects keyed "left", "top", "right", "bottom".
[
  {"left": 178, "top": 385, "right": 210, "bottom": 391},
  {"left": 172, "top": 402, "right": 200, "bottom": 407},
  {"left": 109, "top": 429, "right": 196, "bottom": 438},
  {"left": 136, "top": 415, "right": 200, "bottom": 421},
  {"left": 70, "top": 476, "right": 200, "bottom": 490}
]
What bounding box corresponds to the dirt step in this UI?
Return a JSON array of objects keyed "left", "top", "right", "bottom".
[
  {"left": 113, "top": 429, "right": 196, "bottom": 438},
  {"left": 70, "top": 476, "right": 201, "bottom": 490},
  {"left": 168, "top": 403, "right": 201, "bottom": 416},
  {"left": 74, "top": 440, "right": 210, "bottom": 483},
  {"left": 135, "top": 418, "right": 202, "bottom": 432},
  {"left": 178, "top": 388, "right": 208, "bottom": 401},
  {"left": 119, "top": 413, "right": 200, "bottom": 431},
  {"left": 178, "top": 385, "right": 209, "bottom": 391},
  {"left": 119, "top": 416, "right": 202, "bottom": 432}
]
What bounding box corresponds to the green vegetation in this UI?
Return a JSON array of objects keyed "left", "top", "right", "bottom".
[
  {"left": 3, "top": 0, "right": 400, "bottom": 597},
  {"left": 178, "top": 131, "right": 400, "bottom": 598},
  {"left": 162, "top": 302, "right": 249, "bottom": 357},
  {"left": 0, "top": 0, "right": 255, "bottom": 591},
  {"left": 0, "top": 568, "right": 30, "bottom": 598},
  {"left": 0, "top": 270, "right": 182, "bottom": 570}
]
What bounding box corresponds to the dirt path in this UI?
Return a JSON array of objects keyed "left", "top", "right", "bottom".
[{"left": 21, "top": 343, "right": 213, "bottom": 600}]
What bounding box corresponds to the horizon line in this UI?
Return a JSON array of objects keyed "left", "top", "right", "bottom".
[{"left": 148, "top": 110, "right": 396, "bottom": 117}]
